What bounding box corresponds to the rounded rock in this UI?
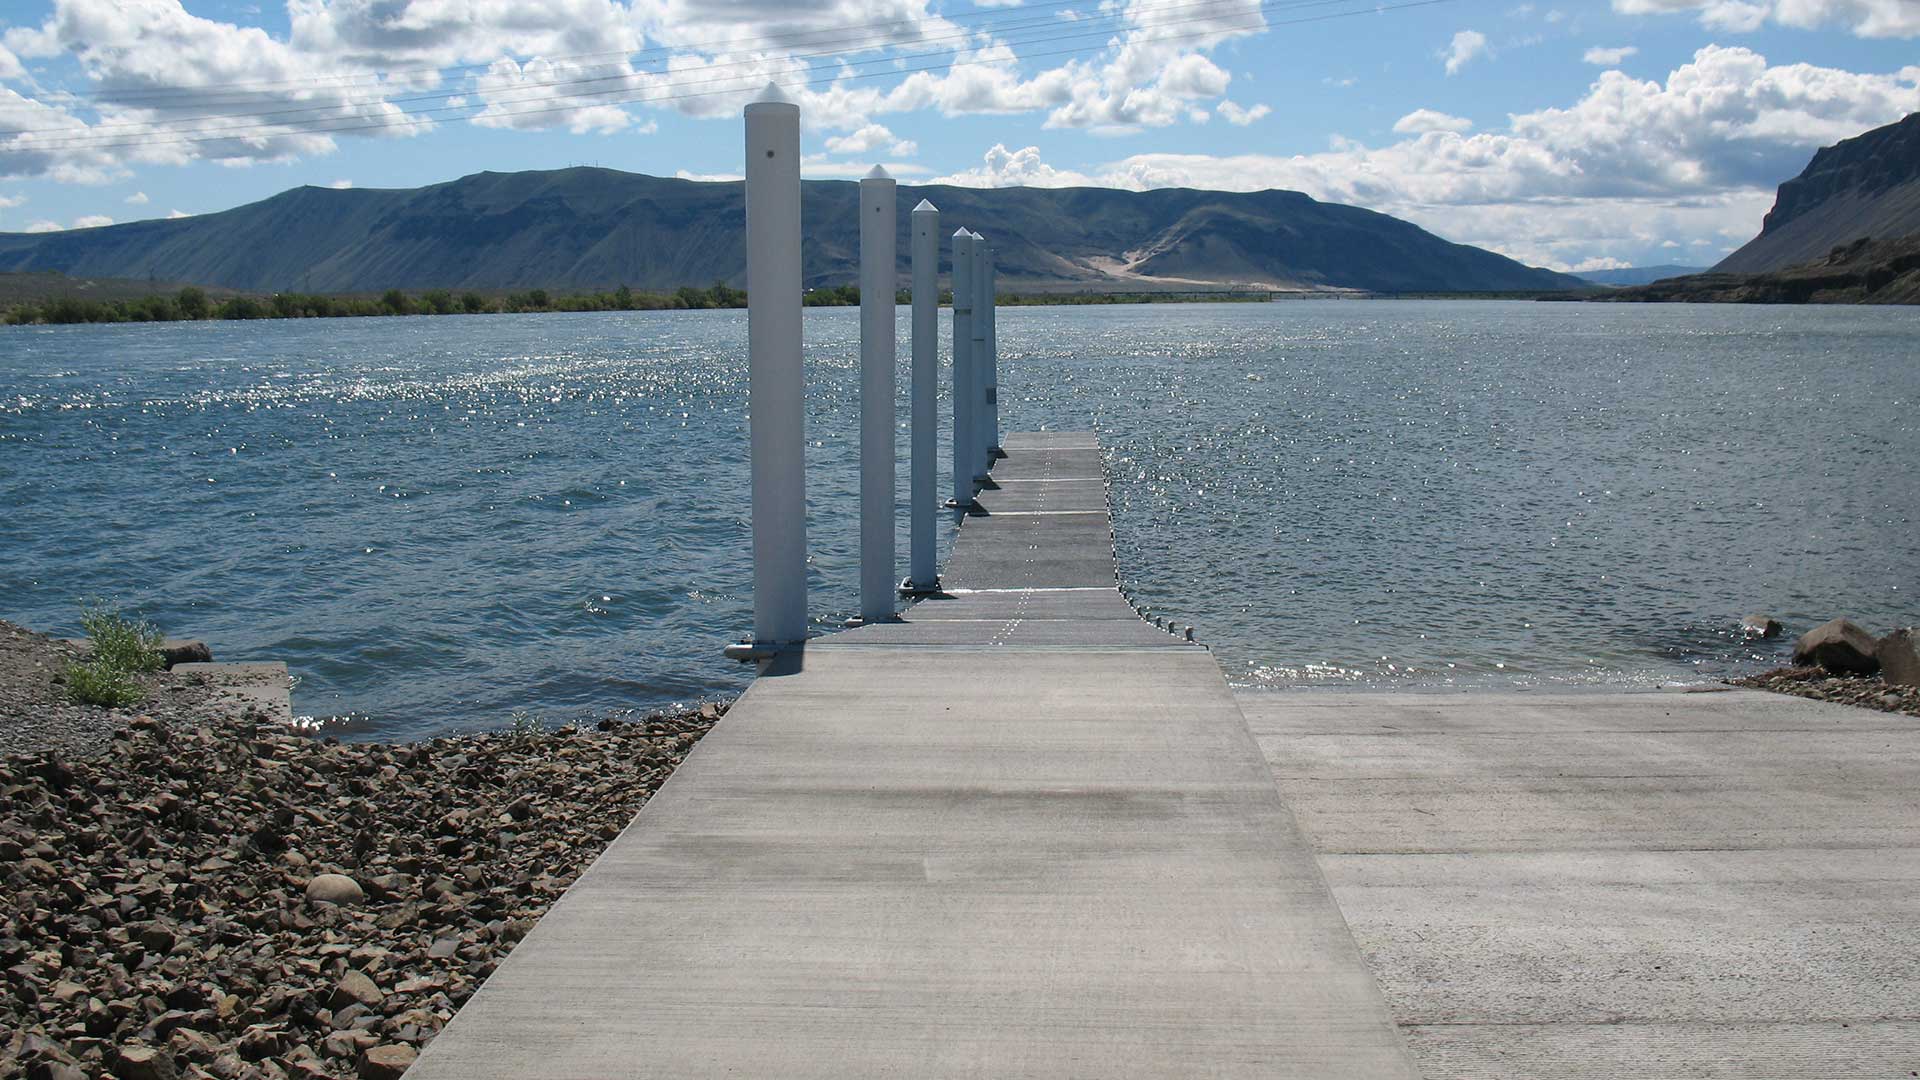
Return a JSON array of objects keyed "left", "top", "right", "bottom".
[
  {"left": 305, "top": 873, "right": 366, "bottom": 907},
  {"left": 358, "top": 1043, "right": 418, "bottom": 1080}
]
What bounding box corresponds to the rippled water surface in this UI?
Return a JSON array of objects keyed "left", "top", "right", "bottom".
[{"left": 3, "top": 302, "right": 1915, "bottom": 738}]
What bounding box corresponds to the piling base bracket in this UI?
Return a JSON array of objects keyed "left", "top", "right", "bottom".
[
  {"left": 722, "top": 640, "right": 801, "bottom": 663},
  {"left": 899, "top": 577, "right": 942, "bottom": 597}
]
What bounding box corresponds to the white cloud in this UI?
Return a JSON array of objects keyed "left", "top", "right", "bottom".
[
  {"left": 328, "top": 179, "right": 353, "bottom": 189},
  {"left": 1393, "top": 108, "right": 1473, "bottom": 134},
  {"left": 799, "top": 158, "right": 931, "bottom": 178},
  {"left": 469, "top": 55, "right": 638, "bottom": 135},
  {"left": 824, "top": 123, "right": 917, "bottom": 157},
  {"left": 0, "top": 193, "right": 23, "bottom": 209},
  {"left": 1572, "top": 256, "right": 1633, "bottom": 270},
  {"left": 72, "top": 214, "right": 112, "bottom": 228},
  {"left": 0, "top": 41, "right": 25, "bottom": 82},
  {"left": 1217, "top": 100, "right": 1271, "bottom": 126},
  {"left": 932, "top": 143, "right": 1097, "bottom": 188},
  {"left": 936, "top": 46, "right": 1919, "bottom": 269},
  {"left": 1613, "top": 0, "right": 1920, "bottom": 36},
  {"left": 124, "top": 190, "right": 148, "bottom": 204},
  {"left": 166, "top": 208, "right": 190, "bottom": 218},
  {"left": 1443, "top": 30, "right": 1490, "bottom": 75},
  {"left": 25, "top": 219, "right": 61, "bottom": 232},
  {"left": 1583, "top": 45, "right": 1639, "bottom": 64}
]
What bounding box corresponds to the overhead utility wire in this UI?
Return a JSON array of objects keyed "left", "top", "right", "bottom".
[
  {"left": 43, "top": 0, "right": 1177, "bottom": 107},
  {"left": 11, "top": 0, "right": 1451, "bottom": 155},
  {"left": 7, "top": 0, "right": 1363, "bottom": 149},
  {"left": 6, "top": 0, "right": 1353, "bottom": 136}
]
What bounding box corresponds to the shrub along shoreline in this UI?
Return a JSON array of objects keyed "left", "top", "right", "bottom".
[{"left": 3, "top": 281, "right": 1281, "bottom": 327}]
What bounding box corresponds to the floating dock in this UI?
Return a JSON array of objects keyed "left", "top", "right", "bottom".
[{"left": 408, "top": 431, "right": 1419, "bottom": 1078}]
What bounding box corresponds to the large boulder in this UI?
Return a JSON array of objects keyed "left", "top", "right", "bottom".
[
  {"left": 1879, "top": 628, "right": 1920, "bottom": 687},
  {"left": 304, "top": 873, "right": 365, "bottom": 907},
  {"left": 159, "top": 639, "right": 212, "bottom": 669},
  {"left": 1792, "top": 618, "right": 1881, "bottom": 674}
]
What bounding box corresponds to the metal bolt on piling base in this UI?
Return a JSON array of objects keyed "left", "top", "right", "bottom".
[
  {"left": 723, "top": 640, "right": 797, "bottom": 662},
  {"left": 898, "top": 577, "right": 942, "bottom": 597}
]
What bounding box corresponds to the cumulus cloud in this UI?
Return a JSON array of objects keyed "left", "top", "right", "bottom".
[
  {"left": 0, "top": 193, "right": 24, "bottom": 209},
  {"left": 824, "top": 122, "right": 917, "bottom": 157},
  {"left": 931, "top": 143, "right": 1097, "bottom": 187},
  {"left": 937, "top": 47, "right": 1920, "bottom": 269},
  {"left": 124, "top": 190, "right": 148, "bottom": 204},
  {"left": 328, "top": 179, "right": 353, "bottom": 188},
  {"left": 166, "top": 208, "right": 189, "bottom": 218},
  {"left": 1392, "top": 108, "right": 1473, "bottom": 133},
  {"left": 1443, "top": 30, "right": 1490, "bottom": 75},
  {"left": 1583, "top": 45, "right": 1639, "bottom": 64},
  {"left": 1613, "top": 0, "right": 1920, "bottom": 37},
  {"left": 0, "top": 42, "right": 25, "bottom": 82},
  {"left": 72, "top": 214, "right": 112, "bottom": 228},
  {"left": 469, "top": 55, "right": 639, "bottom": 134},
  {"left": 25, "top": 219, "right": 62, "bottom": 232},
  {"left": 1216, "top": 100, "right": 1270, "bottom": 126}
]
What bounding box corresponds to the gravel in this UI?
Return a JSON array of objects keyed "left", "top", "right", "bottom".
[
  {"left": 0, "top": 621, "right": 226, "bottom": 762},
  {"left": 0, "top": 620, "right": 725, "bottom": 1079},
  {"left": 1732, "top": 665, "right": 1920, "bottom": 719}
]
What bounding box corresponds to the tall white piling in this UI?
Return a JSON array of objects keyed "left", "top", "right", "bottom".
[
  {"left": 744, "top": 83, "right": 806, "bottom": 646},
  {"left": 983, "top": 242, "right": 1000, "bottom": 457},
  {"left": 968, "top": 231, "right": 989, "bottom": 481},
  {"left": 907, "top": 199, "right": 940, "bottom": 591},
  {"left": 950, "top": 228, "right": 975, "bottom": 506},
  {"left": 858, "top": 165, "right": 896, "bottom": 622}
]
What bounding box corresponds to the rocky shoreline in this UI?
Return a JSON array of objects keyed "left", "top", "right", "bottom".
[
  {"left": 0, "top": 623, "right": 228, "bottom": 763},
  {"left": 1732, "top": 666, "right": 1920, "bottom": 718},
  {"left": 1, "top": 618, "right": 724, "bottom": 1080}
]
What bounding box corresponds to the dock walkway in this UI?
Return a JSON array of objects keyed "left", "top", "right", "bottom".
[{"left": 408, "top": 431, "right": 1418, "bottom": 1078}]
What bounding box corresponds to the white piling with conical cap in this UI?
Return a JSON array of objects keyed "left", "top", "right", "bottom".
[
  {"left": 968, "top": 230, "right": 990, "bottom": 481},
  {"left": 983, "top": 240, "right": 1000, "bottom": 456},
  {"left": 857, "top": 165, "right": 897, "bottom": 621},
  {"left": 950, "top": 227, "right": 975, "bottom": 506},
  {"left": 906, "top": 198, "right": 940, "bottom": 591},
  {"left": 744, "top": 82, "right": 806, "bottom": 646}
]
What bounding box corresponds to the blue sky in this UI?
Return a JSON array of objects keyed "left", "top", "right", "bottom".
[{"left": 1, "top": 0, "right": 1916, "bottom": 271}]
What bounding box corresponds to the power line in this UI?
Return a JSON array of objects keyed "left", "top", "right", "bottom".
[
  {"left": 7, "top": 0, "right": 1326, "bottom": 137},
  {"left": 35, "top": 0, "right": 1147, "bottom": 108},
  {"left": 7, "top": 0, "right": 1451, "bottom": 155}
]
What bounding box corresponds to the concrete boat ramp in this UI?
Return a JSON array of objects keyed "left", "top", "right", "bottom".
[
  {"left": 409, "top": 431, "right": 1420, "bottom": 1078},
  {"left": 411, "top": 431, "right": 1920, "bottom": 1078}
]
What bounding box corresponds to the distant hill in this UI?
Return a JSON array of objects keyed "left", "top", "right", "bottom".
[
  {"left": 0, "top": 169, "right": 1582, "bottom": 296},
  {"left": 1598, "top": 234, "right": 1920, "bottom": 304},
  {"left": 1574, "top": 265, "right": 1708, "bottom": 287},
  {"left": 1717, "top": 112, "right": 1920, "bottom": 274}
]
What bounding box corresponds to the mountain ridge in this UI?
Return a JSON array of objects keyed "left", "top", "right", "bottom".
[
  {"left": 0, "top": 168, "right": 1582, "bottom": 295},
  {"left": 1717, "top": 111, "right": 1920, "bottom": 274}
]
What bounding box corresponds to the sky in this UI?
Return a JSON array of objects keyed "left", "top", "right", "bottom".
[{"left": 0, "top": 0, "right": 1916, "bottom": 272}]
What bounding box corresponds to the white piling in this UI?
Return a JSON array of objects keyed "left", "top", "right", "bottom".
[
  {"left": 984, "top": 242, "right": 1000, "bottom": 457},
  {"left": 968, "top": 231, "right": 989, "bottom": 481},
  {"left": 857, "top": 166, "right": 897, "bottom": 622},
  {"left": 907, "top": 199, "right": 940, "bottom": 591},
  {"left": 744, "top": 83, "right": 806, "bottom": 647},
  {"left": 950, "top": 228, "right": 975, "bottom": 507}
]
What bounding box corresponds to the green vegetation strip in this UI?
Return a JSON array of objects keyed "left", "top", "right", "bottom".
[
  {"left": 63, "top": 602, "right": 163, "bottom": 709},
  {"left": 5, "top": 282, "right": 1304, "bottom": 326}
]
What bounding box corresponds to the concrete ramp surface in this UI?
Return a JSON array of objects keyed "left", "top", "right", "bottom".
[{"left": 407, "top": 432, "right": 1418, "bottom": 1078}]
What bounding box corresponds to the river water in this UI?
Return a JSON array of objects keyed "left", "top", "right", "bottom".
[{"left": 3, "top": 302, "right": 1915, "bottom": 739}]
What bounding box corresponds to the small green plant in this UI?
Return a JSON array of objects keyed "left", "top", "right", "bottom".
[
  {"left": 64, "top": 658, "right": 146, "bottom": 708},
  {"left": 507, "top": 708, "right": 547, "bottom": 739},
  {"left": 78, "top": 601, "right": 164, "bottom": 674}
]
